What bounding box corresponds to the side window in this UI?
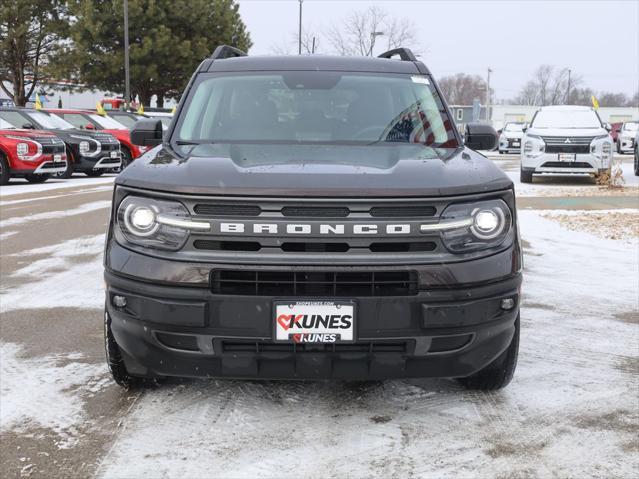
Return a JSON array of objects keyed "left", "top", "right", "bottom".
[
  {"left": 456, "top": 109, "right": 463, "bottom": 122},
  {"left": 0, "top": 111, "right": 32, "bottom": 128}
]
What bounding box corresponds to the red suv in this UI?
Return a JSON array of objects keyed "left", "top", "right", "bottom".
[
  {"left": 0, "top": 121, "right": 67, "bottom": 184},
  {"left": 44, "top": 109, "right": 148, "bottom": 170}
]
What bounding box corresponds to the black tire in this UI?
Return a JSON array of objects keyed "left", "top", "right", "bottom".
[
  {"left": 0, "top": 154, "right": 10, "bottom": 185},
  {"left": 104, "top": 308, "right": 142, "bottom": 389},
  {"left": 55, "top": 148, "right": 74, "bottom": 179},
  {"left": 634, "top": 149, "right": 638, "bottom": 176},
  {"left": 499, "top": 150, "right": 504, "bottom": 155},
  {"left": 520, "top": 168, "right": 533, "bottom": 183},
  {"left": 115, "top": 148, "right": 133, "bottom": 173},
  {"left": 458, "top": 314, "right": 520, "bottom": 391},
  {"left": 616, "top": 141, "right": 621, "bottom": 154},
  {"left": 25, "top": 173, "right": 50, "bottom": 183},
  {"left": 85, "top": 169, "right": 104, "bottom": 177}
]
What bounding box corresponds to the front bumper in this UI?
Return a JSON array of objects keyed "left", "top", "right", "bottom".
[
  {"left": 521, "top": 152, "right": 607, "bottom": 174},
  {"left": 105, "top": 265, "right": 522, "bottom": 380},
  {"left": 75, "top": 152, "right": 121, "bottom": 172}
]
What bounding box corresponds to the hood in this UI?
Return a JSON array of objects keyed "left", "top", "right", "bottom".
[
  {"left": 526, "top": 127, "right": 608, "bottom": 138},
  {"left": 48, "top": 128, "right": 117, "bottom": 143},
  {"left": 116, "top": 143, "right": 512, "bottom": 197},
  {"left": 0, "top": 128, "right": 58, "bottom": 140}
]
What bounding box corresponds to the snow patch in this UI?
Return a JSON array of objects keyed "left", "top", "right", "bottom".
[
  {"left": 0, "top": 342, "right": 108, "bottom": 448},
  {"left": 0, "top": 201, "right": 111, "bottom": 228},
  {"left": 0, "top": 234, "right": 105, "bottom": 311}
]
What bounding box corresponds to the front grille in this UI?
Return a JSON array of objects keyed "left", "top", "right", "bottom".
[
  {"left": 211, "top": 270, "right": 419, "bottom": 296},
  {"left": 282, "top": 206, "right": 350, "bottom": 217},
  {"left": 36, "top": 137, "right": 65, "bottom": 154},
  {"left": 220, "top": 340, "right": 410, "bottom": 353},
  {"left": 194, "top": 240, "right": 437, "bottom": 253},
  {"left": 540, "top": 161, "right": 593, "bottom": 169},
  {"left": 194, "top": 204, "right": 262, "bottom": 216},
  {"left": 542, "top": 136, "right": 594, "bottom": 154},
  {"left": 369, "top": 206, "right": 436, "bottom": 217}
]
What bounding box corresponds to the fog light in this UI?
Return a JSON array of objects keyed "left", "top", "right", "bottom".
[
  {"left": 113, "top": 295, "right": 127, "bottom": 308},
  {"left": 500, "top": 298, "right": 515, "bottom": 310}
]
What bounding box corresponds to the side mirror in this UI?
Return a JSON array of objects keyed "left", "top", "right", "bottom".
[
  {"left": 22, "top": 123, "right": 35, "bottom": 129},
  {"left": 464, "top": 123, "right": 498, "bottom": 151},
  {"left": 521, "top": 126, "right": 528, "bottom": 133},
  {"left": 604, "top": 123, "right": 612, "bottom": 132},
  {"left": 131, "top": 118, "right": 163, "bottom": 146},
  {"left": 85, "top": 123, "right": 96, "bottom": 130}
]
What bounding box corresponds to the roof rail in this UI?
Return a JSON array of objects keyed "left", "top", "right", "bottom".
[
  {"left": 377, "top": 48, "right": 417, "bottom": 62},
  {"left": 210, "top": 45, "right": 247, "bottom": 60}
]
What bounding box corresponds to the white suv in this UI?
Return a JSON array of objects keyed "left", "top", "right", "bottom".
[
  {"left": 520, "top": 105, "right": 612, "bottom": 183},
  {"left": 617, "top": 121, "right": 638, "bottom": 154}
]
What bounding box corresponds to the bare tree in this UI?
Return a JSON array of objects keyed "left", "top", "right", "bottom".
[
  {"left": 597, "top": 91, "right": 630, "bottom": 107},
  {"left": 438, "top": 73, "right": 491, "bottom": 105},
  {"left": 514, "top": 65, "right": 582, "bottom": 106},
  {"left": 272, "top": 28, "right": 320, "bottom": 55},
  {"left": 326, "top": 6, "right": 419, "bottom": 57}
]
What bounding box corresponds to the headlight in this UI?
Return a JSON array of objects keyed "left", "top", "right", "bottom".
[
  {"left": 6, "top": 136, "right": 43, "bottom": 161},
  {"left": 79, "top": 141, "right": 90, "bottom": 156},
  {"left": 429, "top": 199, "right": 513, "bottom": 253},
  {"left": 71, "top": 135, "right": 101, "bottom": 157},
  {"left": 523, "top": 134, "right": 545, "bottom": 157},
  {"left": 115, "top": 196, "right": 210, "bottom": 250},
  {"left": 590, "top": 135, "right": 612, "bottom": 161},
  {"left": 16, "top": 143, "right": 29, "bottom": 157}
]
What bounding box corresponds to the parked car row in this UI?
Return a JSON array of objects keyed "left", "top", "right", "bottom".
[{"left": 0, "top": 106, "right": 171, "bottom": 185}]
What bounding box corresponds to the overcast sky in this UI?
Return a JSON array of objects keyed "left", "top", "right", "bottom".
[{"left": 236, "top": 0, "right": 639, "bottom": 101}]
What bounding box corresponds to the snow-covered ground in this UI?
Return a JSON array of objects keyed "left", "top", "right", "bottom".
[{"left": 0, "top": 175, "right": 115, "bottom": 198}]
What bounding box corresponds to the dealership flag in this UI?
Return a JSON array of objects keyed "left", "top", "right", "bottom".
[
  {"left": 96, "top": 102, "right": 107, "bottom": 115},
  {"left": 591, "top": 95, "right": 599, "bottom": 109},
  {"left": 136, "top": 104, "right": 144, "bottom": 114},
  {"left": 35, "top": 94, "right": 42, "bottom": 110}
]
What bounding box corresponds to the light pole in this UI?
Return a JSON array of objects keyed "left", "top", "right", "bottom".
[
  {"left": 369, "top": 31, "right": 384, "bottom": 56},
  {"left": 298, "top": 0, "right": 303, "bottom": 55},
  {"left": 124, "top": 0, "right": 130, "bottom": 109},
  {"left": 486, "top": 67, "right": 492, "bottom": 124}
]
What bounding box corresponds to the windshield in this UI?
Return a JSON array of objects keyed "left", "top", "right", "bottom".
[
  {"left": 504, "top": 123, "right": 523, "bottom": 132},
  {"left": 622, "top": 122, "right": 638, "bottom": 131},
  {"left": 531, "top": 109, "right": 602, "bottom": 129},
  {"left": 26, "top": 111, "right": 75, "bottom": 130},
  {"left": 89, "top": 113, "right": 127, "bottom": 129},
  {"left": 175, "top": 72, "right": 458, "bottom": 148}
]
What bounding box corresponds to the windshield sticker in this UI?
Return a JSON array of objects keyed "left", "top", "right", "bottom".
[{"left": 411, "top": 76, "right": 430, "bottom": 85}]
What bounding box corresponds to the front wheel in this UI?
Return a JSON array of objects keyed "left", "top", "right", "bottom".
[
  {"left": 0, "top": 154, "right": 10, "bottom": 185},
  {"left": 520, "top": 168, "right": 533, "bottom": 183},
  {"left": 458, "top": 314, "right": 520, "bottom": 390},
  {"left": 105, "top": 308, "right": 141, "bottom": 389},
  {"left": 85, "top": 169, "right": 104, "bottom": 177},
  {"left": 25, "top": 173, "right": 49, "bottom": 183},
  {"left": 634, "top": 150, "right": 638, "bottom": 176}
]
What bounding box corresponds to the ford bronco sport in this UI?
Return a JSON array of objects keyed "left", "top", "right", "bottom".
[{"left": 104, "top": 46, "right": 522, "bottom": 390}]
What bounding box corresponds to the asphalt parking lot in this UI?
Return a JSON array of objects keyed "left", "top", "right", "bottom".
[{"left": 1, "top": 154, "right": 638, "bottom": 478}]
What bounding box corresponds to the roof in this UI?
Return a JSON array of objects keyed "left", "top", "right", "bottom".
[{"left": 204, "top": 54, "right": 426, "bottom": 75}]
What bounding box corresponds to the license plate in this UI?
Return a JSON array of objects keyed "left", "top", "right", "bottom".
[
  {"left": 559, "top": 153, "right": 576, "bottom": 162},
  {"left": 512, "top": 141, "right": 520, "bottom": 147},
  {"left": 53, "top": 154, "right": 62, "bottom": 162},
  {"left": 274, "top": 301, "right": 355, "bottom": 343},
  {"left": 110, "top": 151, "right": 119, "bottom": 158}
]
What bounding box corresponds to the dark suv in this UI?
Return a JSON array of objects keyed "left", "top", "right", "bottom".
[{"left": 104, "top": 46, "right": 522, "bottom": 390}]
